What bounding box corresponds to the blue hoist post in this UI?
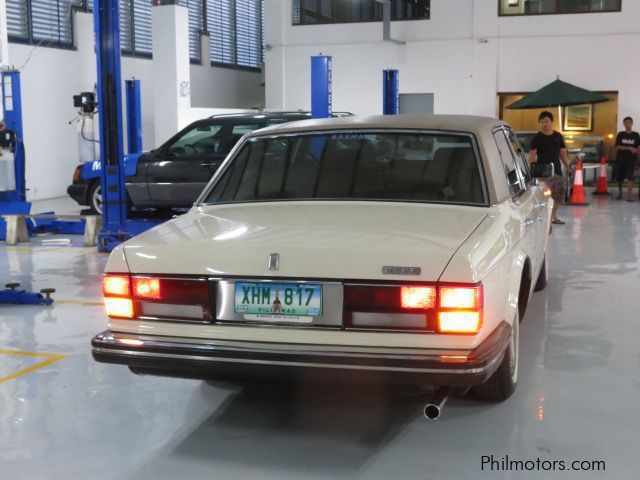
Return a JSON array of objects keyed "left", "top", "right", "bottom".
[
  {"left": 311, "top": 56, "right": 333, "bottom": 119},
  {"left": 94, "top": 0, "right": 129, "bottom": 252},
  {"left": 125, "top": 79, "right": 143, "bottom": 155},
  {"left": 382, "top": 69, "right": 399, "bottom": 115},
  {"left": 0, "top": 70, "right": 31, "bottom": 240}
]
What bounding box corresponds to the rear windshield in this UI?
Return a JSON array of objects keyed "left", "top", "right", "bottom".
[{"left": 203, "top": 131, "right": 486, "bottom": 205}]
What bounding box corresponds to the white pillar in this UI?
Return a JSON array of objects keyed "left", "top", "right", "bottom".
[
  {"left": 0, "top": 0, "right": 9, "bottom": 68},
  {"left": 152, "top": 4, "right": 191, "bottom": 146},
  {"left": 264, "top": 0, "right": 287, "bottom": 109}
]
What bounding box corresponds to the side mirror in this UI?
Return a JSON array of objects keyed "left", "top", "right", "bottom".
[{"left": 530, "top": 163, "right": 554, "bottom": 178}]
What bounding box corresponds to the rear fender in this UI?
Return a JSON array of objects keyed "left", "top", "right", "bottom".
[{"left": 508, "top": 251, "right": 528, "bottom": 323}]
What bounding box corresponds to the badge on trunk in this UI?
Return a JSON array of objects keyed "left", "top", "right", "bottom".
[
  {"left": 268, "top": 253, "right": 280, "bottom": 271},
  {"left": 382, "top": 266, "right": 421, "bottom": 275}
]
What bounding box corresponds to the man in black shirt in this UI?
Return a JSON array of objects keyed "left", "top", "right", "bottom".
[
  {"left": 614, "top": 116, "right": 640, "bottom": 202},
  {"left": 529, "top": 111, "right": 571, "bottom": 225}
]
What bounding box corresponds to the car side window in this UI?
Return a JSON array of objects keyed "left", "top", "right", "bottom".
[
  {"left": 505, "top": 129, "right": 532, "bottom": 184},
  {"left": 166, "top": 124, "right": 224, "bottom": 158},
  {"left": 216, "top": 124, "right": 264, "bottom": 157},
  {"left": 493, "top": 129, "right": 525, "bottom": 197}
]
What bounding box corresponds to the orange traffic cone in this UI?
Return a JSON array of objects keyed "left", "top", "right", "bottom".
[
  {"left": 593, "top": 156, "right": 611, "bottom": 195},
  {"left": 567, "top": 160, "right": 590, "bottom": 206}
]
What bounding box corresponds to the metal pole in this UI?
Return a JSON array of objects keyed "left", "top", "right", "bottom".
[
  {"left": 94, "top": 0, "right": 128, "bottom": 251},
  {"left": 311, "top": 55, "right": 332, "bottom": 119},
  {"left": 382, "top": 69, "right": 399, "bottom": 115},
  {"left": 125, "top": 79, "right": 143, "bottom": 155}
]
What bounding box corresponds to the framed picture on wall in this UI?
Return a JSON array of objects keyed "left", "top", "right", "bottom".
[
  {"left": 508, "top": 0, "right": 519, "bottom": 5},
  {"left": 564, "top": 104, "right": 593, "bottom": 131}
]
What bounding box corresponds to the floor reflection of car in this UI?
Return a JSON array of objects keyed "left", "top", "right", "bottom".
[
  {"left": 67, "top": 111, "right": 351, "bottom": 214},
  {"left": 92, "top": 115, "right": 552, "bottom": 407}
]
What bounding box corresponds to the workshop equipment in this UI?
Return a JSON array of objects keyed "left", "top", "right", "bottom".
[
  {"left": 0, "top": 70, "right": 31, "bottom": 241},
  {"left": 0, "top": 282, "right": 55, "bottom": 305}
]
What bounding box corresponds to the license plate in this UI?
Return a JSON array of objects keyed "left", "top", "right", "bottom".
[{"left": 234, "top": 282, "right": 322, "bottom": 320}]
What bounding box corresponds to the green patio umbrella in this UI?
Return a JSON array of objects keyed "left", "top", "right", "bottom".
[{"left": 506, "top": 78, "right": 610, "bottom": 131}]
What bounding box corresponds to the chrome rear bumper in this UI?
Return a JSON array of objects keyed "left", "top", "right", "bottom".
[{"left": 92, "top": 321, "right": 511, "bottom": 386}]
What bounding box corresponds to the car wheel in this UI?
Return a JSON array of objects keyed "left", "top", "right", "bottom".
[
  {"left": 88, "top": 181, "right": 103, "bottom": 215},
  {"left": 471, "top": 309, "right": 519, "bottom": 402},
  {"left": 88, "top": 181, "right": 133, "bottom": 215},
  {"left": 534, "top": 255, "right": 548, "bottom": 292}
]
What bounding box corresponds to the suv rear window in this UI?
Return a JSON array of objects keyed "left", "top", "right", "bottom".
[{"left": 203, "top": 132, "right": 486, "bottom": 205}]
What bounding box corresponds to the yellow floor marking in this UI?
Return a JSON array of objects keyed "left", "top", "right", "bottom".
[
  {"left": 56, "top": 300, "right": 103, "bottom": 306},
  {"left": 0, "top": 350, "right": 67, "bottom": 384}
]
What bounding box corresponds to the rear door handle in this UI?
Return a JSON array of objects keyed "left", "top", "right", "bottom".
[{"left": 201, "top": 162, "right": 217, "bottom": 167}]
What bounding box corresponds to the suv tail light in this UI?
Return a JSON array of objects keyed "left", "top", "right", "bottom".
[
  {"left": 72, "top": 165, "right": 82, "bottom": 184},
  {"left": 344, "top": 283, "right": 482, "bottom": 334},
  {"left": 103, "top": 274, "right": 212, "bottom": 322}
]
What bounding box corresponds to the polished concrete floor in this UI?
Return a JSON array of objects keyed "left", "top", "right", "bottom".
[{"left": 1, "top": 196, "right": 639, "bottom": 479}]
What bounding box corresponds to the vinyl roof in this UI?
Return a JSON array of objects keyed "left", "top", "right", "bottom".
[{"left": 247, "top": 114, "right": 508, "bottom": 137}]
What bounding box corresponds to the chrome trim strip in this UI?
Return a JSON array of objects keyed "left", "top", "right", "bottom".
[
  {"left": 93, "top": 347, "right": 497, "bottom": 374},
  {"left": 106, "top": 331, "right": 471, "bottom": 356},
  {"left": 131, "top": 275, "right": 209, "bottom": 282},
  {"left": 136, "top": 315, "right": 211, "bottom": 325},
  {"left": 102, "top": 333, "right": 473, "bottom": 360}
]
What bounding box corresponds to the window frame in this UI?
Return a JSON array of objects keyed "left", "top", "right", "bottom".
[
  {"left": 177, "top": 0, "right": 205, "bottom": 64},
  {"left": 7, "top": 0, "right": 264, "bottom": 68},
  {"left": 119, "top": 0, "right": 153, "bottom": 59},
  {"left": 504, "top": 127, "right": 532, "bottom": 185},
  {"left": 208, "top": 0, "right": 264, "bottom": 72},
  {"left": 292, "top": 0, "right": 431, "bottom": 26},
  {"left": 7, "top": 0, "right": 83, "bottom": 50},
  {"left": 197, "top": 128, "right": 490, "bottom": 208},
  {"left": 493, "top": 127, "right": 527, "bottom": 198},
  {"left": 498, "top": 0, "right": 622, "bottom": 17}
]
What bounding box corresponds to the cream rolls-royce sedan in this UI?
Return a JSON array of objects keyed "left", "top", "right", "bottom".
[{"left": 92, "top": 115, "right": 552, "bottom": 403}]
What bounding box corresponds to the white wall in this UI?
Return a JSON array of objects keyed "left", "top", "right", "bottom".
[
  {"left": 266, "top": 0, "right": 640, "bottom": 129},
  {"left": 4, "top": 7, "right": 263, "bottom": 201},
  {"left": 191, "top": 36, "right": 264, "bottom": 109}
]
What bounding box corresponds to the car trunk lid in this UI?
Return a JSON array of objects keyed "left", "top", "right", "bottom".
[{"left": 122, "top": 202, "right": 486, "bottom": 282}]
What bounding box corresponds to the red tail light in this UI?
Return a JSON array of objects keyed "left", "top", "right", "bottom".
[
  {"left": 401, "top": 286, "right": 436, "bottom": 309},
  {"left": 103, "top": 274, "right": 133, "bottom": 318},
  {"left": 103, "top": 275, "right": 130, "bottom": 297},
  {"left": 439, "top": 286, "right": 480, "bottom": 309},
  {"left": 103, "top": 274, "right": 212, "bottom": 321},
  {"left": 344, "top": 283, "right": 482, "bottom": 334},
  {"left": 132, "top": 277, "right": 161, "bottom": 300},
  {"left": 132, "top": 276, "right": 212, "bottom": 322}
]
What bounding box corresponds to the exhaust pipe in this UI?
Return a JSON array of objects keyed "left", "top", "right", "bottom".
[{"left": 423, "top": 387, "right": 453, "bottom": 420}]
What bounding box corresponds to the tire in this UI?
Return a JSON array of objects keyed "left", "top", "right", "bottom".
[
  {"left": 88, "top": 181, "right": 133, "bottom": 215},
  {"left": 534, "top": 255, "right": 548, "bottom": 292},
  {"left": 88, "top": 181, "right": 102, "bottom": 215},
  {"left": 471, "top": 310, "right": 519, "bottom": 402}
]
